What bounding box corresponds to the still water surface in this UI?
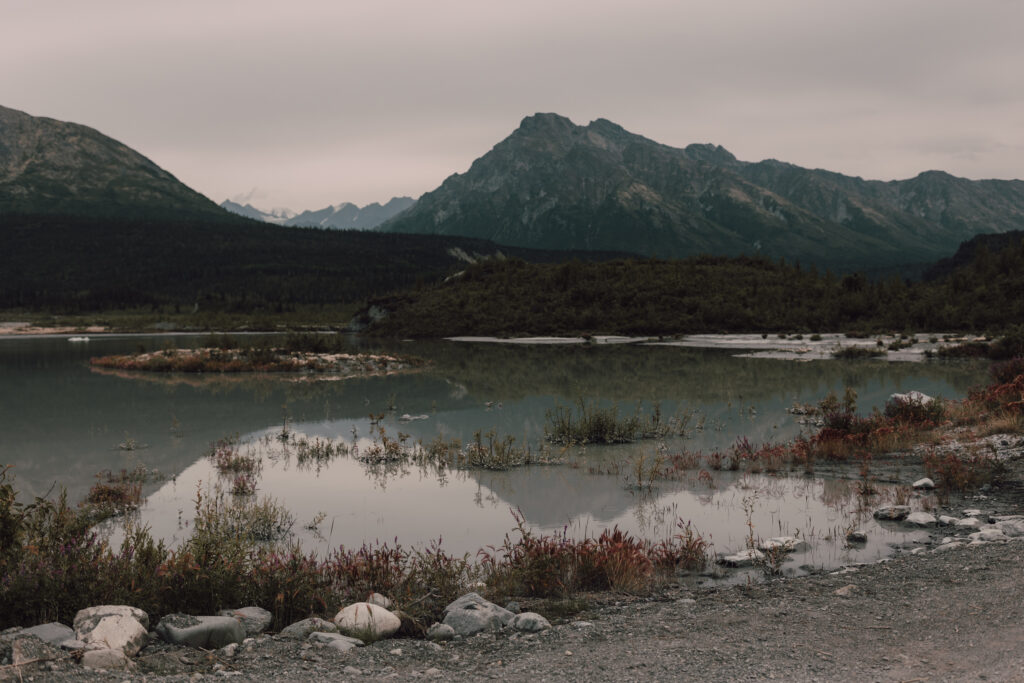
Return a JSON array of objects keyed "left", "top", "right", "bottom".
[{"left": 0, "top": 334, "right": 990, "bottom": 576}]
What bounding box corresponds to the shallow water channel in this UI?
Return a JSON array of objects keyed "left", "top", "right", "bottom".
[{"left": 0, "top": 334, "right": 991, "bottom": 579}]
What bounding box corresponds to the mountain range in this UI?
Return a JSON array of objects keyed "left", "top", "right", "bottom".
[
  {"left": 0, "top": 104, "right": 227, "bottom": 220},
  {"left": 380, "top": 113, "right": 1024, "bottom": 271},
  {"left": 221, "top": 196, "right": 415, "bottom": 230}
]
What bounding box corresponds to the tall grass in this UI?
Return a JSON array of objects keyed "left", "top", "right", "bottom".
[{"left": 544, "top": 399, "right": 691, "bottom": 445}]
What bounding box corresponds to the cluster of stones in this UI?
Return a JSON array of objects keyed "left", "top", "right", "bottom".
[{"left": 0, "top": 591, "right": 551, "bottom": 675}]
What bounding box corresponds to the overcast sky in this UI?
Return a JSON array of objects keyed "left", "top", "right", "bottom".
[{"left": 4, "top": 0, "right": 1022, "bottom": 210}]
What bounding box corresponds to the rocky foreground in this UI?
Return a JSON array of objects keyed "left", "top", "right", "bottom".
[{"left": 4, "top": 501, "right": 1024, "bottom": 682}]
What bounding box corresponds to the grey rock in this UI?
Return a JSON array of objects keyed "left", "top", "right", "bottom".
[
  {"left": 757, "top": 536, "right": 810, "bottom": 553},
  {"left": 890, "top": 391, "right": 933, "bottom": 406},
  {"left": 155, "top": 614, "right": 245, "bottom": 649},
  {"left": 19, "top": 622, "right": 74, "bottom": 646},
  {"left": 996, "top": 519, "right": 1024, "bottom": 537},
  {"left": 718, "top": 549, "right": 765, "bottom": 567},
  {"left": 73, "top": 605, "right": 150, "bottom": 633},
  {"left": 874, "top": 505, "right": 912, "bottom": 521},
  {"left": 81, "top": 647, "right": 132, "bottom": 670},
  {"left": 904, "top": 512, "right": 937, "bottom": 527},
  {"left": 846, "top": 530, "right": 868, "bottom": 543},
  {"left": 956, "top": 517, "right": 984, "bottom": 529},
  {"left": 426, "top": 623, "right": 456, "bottom": 642},
  {"left": 442, "top": 593, "right": 514, "bottom": 637},
  {"left": 308, "top": 631, "right": 364, "bottom": 652},
  {"left": 938, "top": 515, "right": 960, "bottom": 526},
  {"left": 279, "top": 617, "right": 339, "bottom": 640},
  {"left": 76, "top": 615, "right": 148, "bottom": 656},
  {"left": 912, "top": 477, "right": 935, "bottom": 489},
  {"left": 218, "top": 606, "right": 273, "bottom": 636},
  {"left": 9, "top": 636, "right": 63, "bottom": 668},
  {"left": 969, "top": 528, "right": 1009, "bottom": 543},
  {"left": 510, "top": 612, "right": 551, "bottom": 633},
  {"left": 59, "top": 638, "right": 88, "bottom": 650},
  {"left": 366, "top": 593, "right": 393, "bottom": 609},
  {"left": 505, "top": 601, "right": 521, "bottom": 614}
]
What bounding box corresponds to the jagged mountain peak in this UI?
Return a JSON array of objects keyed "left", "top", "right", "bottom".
[{"left": 381, "top": 113, "right": 1024, "bottom": 271}]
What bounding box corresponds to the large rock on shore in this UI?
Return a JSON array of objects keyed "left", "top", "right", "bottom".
[
  {"left": 218, "top": 606, "right": 273, "bottom": 636},
  {"left": 874, "top": 506, "right": 912, "bottom": 521},
  {"left": 334, "top": 603, "right": 401, "bottom": 641},
  {"left": 73, "top": 606, "right": 149, "bottom": 656},
  {"left": 155, "top": 614, "right": 246, "bottom": 649},
  {"left": 442, "top": 593, "right": 514, "bottom": 637},
  {"left": 279, "top": 617, "right": 338, "bottom": 640}
]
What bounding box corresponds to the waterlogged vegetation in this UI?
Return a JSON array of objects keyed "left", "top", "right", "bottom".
[
  {"left": 5, "top": 359, "right": 1021, "bottom": 631},
  {"left": 4, "top": 332, "right": 1019, "bottom": 637},
  {"left": 544, "top": 399, "right": 698, "bottom": 445},
  {"left": 90, "top": 333, "right": 424, "bottom": 377}
]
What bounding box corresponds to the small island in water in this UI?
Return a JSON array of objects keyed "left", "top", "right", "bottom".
[{"left": 89, "top": 337, "right": 423, "bottom": 380}]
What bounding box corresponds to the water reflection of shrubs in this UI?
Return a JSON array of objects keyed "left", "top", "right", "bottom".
[{"left": 0, "top": 465, "right": 711, "bottom": 633}]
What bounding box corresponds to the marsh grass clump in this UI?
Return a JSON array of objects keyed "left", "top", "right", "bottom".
[
  {"left": 544, "top": 399, "right": 690, "bottom": 445},
  {"left": 191, "top": 485, "right": 295, "bottom": 545},
  {"left": 355, "top": 426, "right": 558, "bottom": 473},
  {"left": 480, "top": 512, "right": 710, "bottom": 600},
  {"left": 208, "top": 436, "right": 261, "bottom": 476}
]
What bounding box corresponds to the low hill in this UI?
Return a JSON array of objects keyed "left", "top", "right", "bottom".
[{"left": 359, "top": 236, "right": 1024, "bottom": 338}]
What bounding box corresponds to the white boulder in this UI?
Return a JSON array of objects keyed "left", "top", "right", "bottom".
[
  {"left": 912, "top": 478, "right": 935, "bottom": 489},
  {"left": 758, "top": 536, "right": 809, "bottom": 553},
  {"left": 718, "top": 549, "right": 765, "bottom": 568},
  {"left": 334, "top": 602, "right": 401, "bottom": 640},
  {"left": 442, "top": 593, "right": 514, "bottom": 637},
  {"left": 75, "top": 614, "right": 149, "bottom": 655}
]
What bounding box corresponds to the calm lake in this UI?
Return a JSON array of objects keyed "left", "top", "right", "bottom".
[{"left": 0, "top": 334, "right": 990, "bottom": 577}]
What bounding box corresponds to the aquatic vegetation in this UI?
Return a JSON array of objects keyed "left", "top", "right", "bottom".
[
  {"left": 544, "top": 399, "right": 695, "bottom": 445},
  {"left": 0, "top": 465, "right": 711, "bottom": 632}
]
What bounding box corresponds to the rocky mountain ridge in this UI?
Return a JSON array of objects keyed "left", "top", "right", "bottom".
[
  {"left": 380, "top": 113, "right": 1024, "bottom": 271},
  {"left": 222, "top": 196, "right": 416, "bottom": 230},
  {"left": 0, "top": 104, "right": 226, "bottom": 220}
]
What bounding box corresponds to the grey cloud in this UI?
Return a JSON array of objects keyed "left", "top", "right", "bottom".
[{"left": 1, "top": 0, "right": 1021, "bottom": 208}]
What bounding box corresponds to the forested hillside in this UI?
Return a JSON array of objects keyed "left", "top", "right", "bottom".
[{"left": 361, "top": 237, "right": 1024, "bottom": 337}]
